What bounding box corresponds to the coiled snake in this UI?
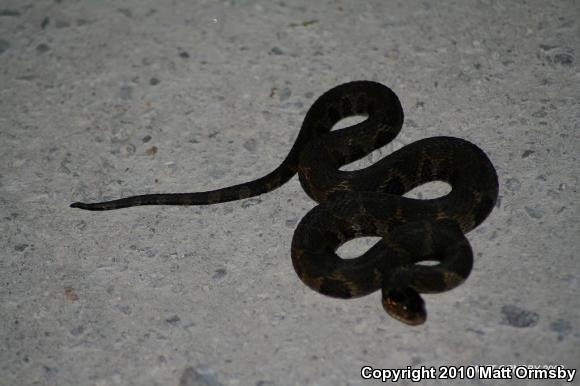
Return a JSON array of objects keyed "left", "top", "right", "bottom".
[{"left": 71, "top": 81, "right": 498, "bottom": 325}]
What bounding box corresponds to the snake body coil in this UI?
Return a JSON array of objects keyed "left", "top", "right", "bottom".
[{"left": 71, "top": 81, "right": 498, "bottom": 325}]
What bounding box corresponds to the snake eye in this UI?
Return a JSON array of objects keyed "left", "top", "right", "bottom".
[{"left": 382, "top": 287, "right": 426, "bottom": 326}]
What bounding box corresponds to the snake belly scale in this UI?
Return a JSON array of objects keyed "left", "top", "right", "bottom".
[{"left": 71, "top": 81, "right": 498, "bottom": 325}]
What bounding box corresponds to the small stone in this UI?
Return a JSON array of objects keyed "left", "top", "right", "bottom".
[
  {"left": 524, "top": 206, "right": 544, "bottom": 219},
  {"left": 241, "top": 198, "right": 262, "bottom": 208},
  {"left": 180, "top": 367, "right": 222, "bottom": 386},
  {"left": 124, "top": 143, "right": 136, "bottom": 155},
  {"left": 70, "top": 325, "right": 85, "bottom": 336},
  {"left": 0, "top": 9, "right": 20, "bottom": 16},
  {"left": 118, "top": 8, "right": 132, "bottom": 18},
  {"left": 166, "top": 315, "right": 180, "bottom": 325},
  {"left": 553, "top": 53, "right": 573, "bottom": 67},
  {"left": 64, "top": 287, "right": 79, "bottom": 302},
  {"left": 269, "top": 47, "right": 284, "bottom": 55},
  {"left": 243, "top": 138, "right": 257, "bottom": 152},
  {"left": 212, "top": 268, "right": 227, "bottom": 281},
  {"left": 521, "top": 150, "right": 534, "bottom": 158},
  {"left": 279, "top": 88, "right": 291, "bottom": 101},
  {"left": 14, "top": 243, "right": 28, "bottom": 252},
  {"left": 501, "top": 305, "right": 539, "bottom": 328},
  {"left": 36, "top": 43, "right": 50, "bottom": 53},
  {"left": 119, "top": 85, "right": 133, "bottom": 100},
  {"left": 531, "top": 109, "right": 546, "bottom": 118},
  {"left": 116, "top": 304, "right": 131, "bottom": 315},
  {"left": 505, "top": 178, "right": 521, "bottom": 191},
  {"left": 549, "top": 319, "right": 571, "bottom": 341}
]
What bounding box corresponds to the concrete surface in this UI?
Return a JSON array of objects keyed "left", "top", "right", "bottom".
[{"left": 1, "top": 0, "right": 579, "bottom": 385}]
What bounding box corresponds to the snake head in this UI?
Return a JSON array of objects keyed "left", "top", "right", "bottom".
[{"left": 382, "top": 287, "right": 426, "bottom": 326}]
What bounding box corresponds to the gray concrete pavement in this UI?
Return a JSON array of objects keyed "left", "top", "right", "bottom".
[{"left": 1, "top": 0, "right": 578, "bottom": 385}]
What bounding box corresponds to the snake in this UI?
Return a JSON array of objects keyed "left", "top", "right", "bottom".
[{"left": 71, "top": 81, "right": 499, "bottom": 326}]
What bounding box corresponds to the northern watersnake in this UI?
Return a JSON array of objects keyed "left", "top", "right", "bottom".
[{"left": 71, "top": 81, "right": 499, "bottom": 325}]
